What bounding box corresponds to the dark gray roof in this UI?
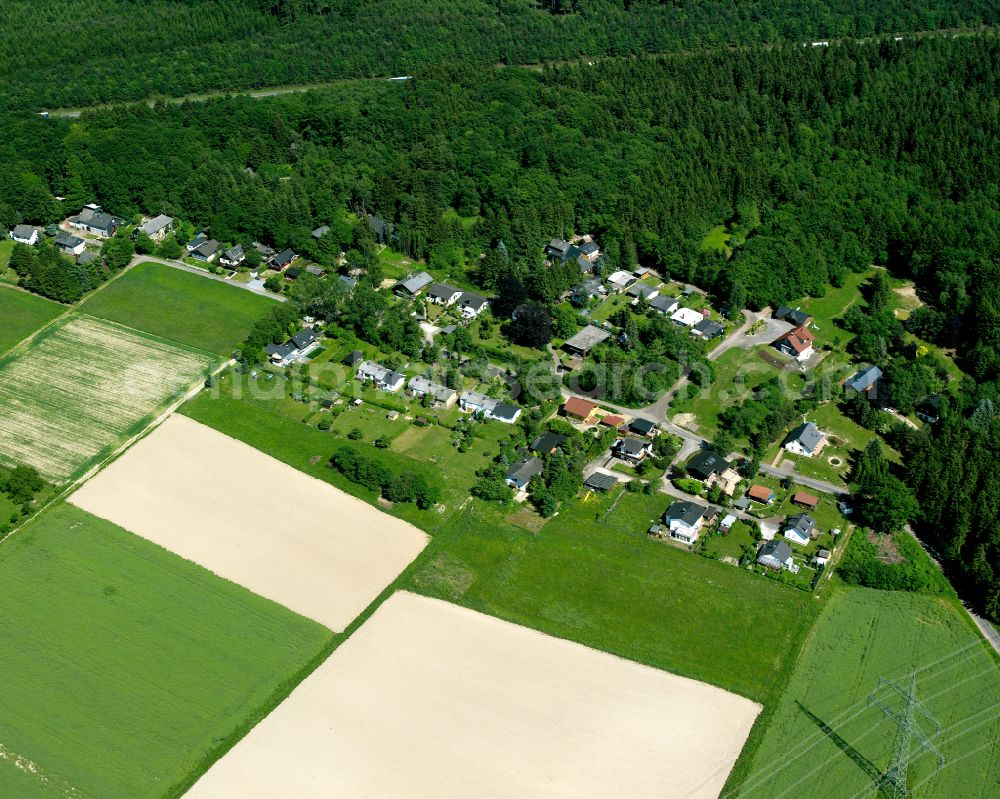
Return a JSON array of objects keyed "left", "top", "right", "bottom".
[
  {"left": 846, "top": 365, "right": 883, "bottom": 392},
  {"left": 584, "top": 472, "right": 619, "bottom": 491},
  {"left": 573, "top": 278, "right": 605, "bottom": 298},
  {"left": 784, "top": 513, "right": 816, "bottom": 537},
  {"left": 580, "top": 241, "right": 599, "bottom": 256},
  {"left": 427, "top": 282, "right": 461, "bottom": 301},
  {"left": 628, "top": 418, "right": 656, "bottom": 435},
  {"left": 616, "top": 437, "right": 650, "bottom": 456},
  {"left": 54, "top": 232, "right": 83, "bottom": 248},
  {"left": 686, "top": 450, "right": 728, "bottom": 479},
  {"left": 266, "top": 342, "right": 297, "bottom": 361},
  {"left": 490, "top": 402, "right": 521, "bottom": 422},
  {"left": 775, "top": 306, "right": 811, "bottom": 326},
  {"left": 784, "top": 422, "right": 824, "bottom": 454},
  {"left": 563, "top": 325, "right": 611, "bottom": 354},
  {"left": 758, "top": 539, "right": 793, "bottom": 565},
  {"left": 693, "top": 319, "right": 725, "bottom": 339},
  {"left": 76, "top": 251, "right": 99, "bottom": 265},
  {"left": 271, "top": 248, "right": 296, "bottom": 268},
  {"left": 665, "top": 500, "right": 707, "bottom": 526},
  {"left": 223, "top": 244, "right": 244, "bottom": 261},
  {"left": 650, "top": 295, "right": 679, "bottom": 313},
  {"left": 626, "top": 283, "right": 658, "bottom": 299},
  {"left": 290, "top": 329, "right": 317, "bottom": 350},
  {"left": 546, "top": 239, "right": 571, "bottom": 256},
  {"left": 339, "top": 275, "right": 358, "bottom": 290},
  {"left": 506, "top": 456, "right": 544, "bottom": 484},
  {"left": 530, "top": 431, "right": 567, "bottom": 454},
  {"left": 458, "top": 291, "right": 488, "bottom": 310},
  {"left": 11, "top": 224, "right": 36, "bottom": 239},
  {"left": 344, "top": 350, "right": 364, "bottom": 366},
  {"left": 733, "top": 496, "right": 752, "bottom": 511},
  {"left": 311, "top": 225, "right": 330, "bottom": 238},
  {"left": 192, "top": 239, "right": 220, "bottom": 258}
]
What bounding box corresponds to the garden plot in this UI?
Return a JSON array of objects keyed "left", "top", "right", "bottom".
[
  {"left": 0, "top": 315, "right": 212, "bottom": 481},
  {"left": 70, "top": 415, "right": 428, "bottom": 632},
  {"left": 187, "top": 591, "right": 761, "bottom": 799}
]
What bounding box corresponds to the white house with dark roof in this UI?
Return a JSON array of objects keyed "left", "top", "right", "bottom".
[
  {"left": 68, "top": 204, "right": 122, "bottom": 237},
  {"left": 220, "top": 244, "right": 245, "bottom": 268},
  {"left": 426, "top": 283, "right": 462, "bottom": 306},
  {"left": 457, "top": 292, "right": 489, "bottom": 318},
  {"left": 53, "top": 232, "right": 85, "bottom": 256},
  {"left": 190, "top": 239, "right": 220, "bottom": 262},
  {"left": 407, "top": 375, "right": 457, "bottom": 407},
  {"left": 613, "top": 437, "right": 653, "bottom": 463},
  {"left": 758, "top": 539, "right": 794, "bottom": 570},
  {"left": 606, "top": 270, "right": 637, "bottom": 292},
  {"left": 783, "top": 422, "right": 826, "bottom": 457},
  {"left": 458, "top": 390, "right": 520, "bottom": 423},
  {"left": 505, "top": 456, "right": 544, "bottom": 491},
  {"left": 671, "top": 307, "right": 703, "bottom": 327},
  {"left": 356, "top": 361, "right": 405, "bottom": 392},
  {"left": 664, "top": 500, "right": 709, "bottom": 544},
  {"left": 10, "top": 224, "right": 39, "bottom": 245},
  {"left": 650, "top": 295, "right": 680, "bottom": 315},
  {"left": 783, "top": 513, "right": 816, "bottom": 546}
]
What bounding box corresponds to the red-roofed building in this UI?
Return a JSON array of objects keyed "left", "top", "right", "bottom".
[
  {"left": 791, "top": 491, "right": 819, "bottom": 509},
  {"left": 564, "top": 396, "right": 597, "bottom": 421},
  {"left": 600, "top": 414, "right": 625, "bottom": 428},
  {"left": 748, "top": 484, "right": 775, "bottom": 504},
  {"left": 774, "top": 325, "right": 815, "bottom": 362}
]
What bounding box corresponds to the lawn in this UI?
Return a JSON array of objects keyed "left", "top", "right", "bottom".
[
  {"left": 0, "top": 504, "right": 332, "bottom": 799},
  {"left": 797, "top": 269, "right": 872, "bottom": 350},
  {"left": 77, "top": 261, "right": 276, "bottom": 355},
  {"left": 0, "top": 286, "right": 63, "bottom": 355},
  {"left": 0, "top": 315, "right": 213, "bottom": 481},
  {"left": 406, "top": 490, "right": 818, "bottom": 704},
  {"left": 729, "top": 586, "right": 1000, "bottom": 799},
  {"left": 700, "top": 224, "right": 732, "bottom": 255}
]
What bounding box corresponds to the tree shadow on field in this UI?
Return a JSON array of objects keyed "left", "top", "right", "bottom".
[{"left": 795, "top": 701, "right": 884, "bottom": 784}]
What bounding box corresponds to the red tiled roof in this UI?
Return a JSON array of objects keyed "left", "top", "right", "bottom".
[
  {"left": 748, "top": 485, "right": 774, "bottom": 502},
  {"left": 600, "top": 414, "right": 625, "bottom": 427},
  {"left": 779, "top": 325, "right": 814, "bottom": 354},
  {"left": 792, "top": 491, "right": 819, "bottom": 508},
  {"left": 564, "top": 396, "right": 597, "bottom": 418}
]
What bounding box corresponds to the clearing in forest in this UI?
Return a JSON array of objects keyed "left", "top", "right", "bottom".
[
  {"left": 69, "top": 414, "right": 428, "bottom": 631},
  {"left": 0, "top": 504, "right": 331, "bottom": 799},
  {"left": 0, "top": 314, "right": 212, "bottom": 481},
  {"left": 732, "top": 587, "right": 1000, "bottom": 799},
  {"left": 188, "top": 591, "right": 761, "bottom": 799}
]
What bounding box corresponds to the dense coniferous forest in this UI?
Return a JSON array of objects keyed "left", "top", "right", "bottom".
[
  {"left": 0, "top": 35, "right": 998, "bottom": 613},
  {"left": 1, "top": 0, "right": 998, "bottom": 110}
]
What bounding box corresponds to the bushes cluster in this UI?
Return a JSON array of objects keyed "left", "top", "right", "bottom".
[
  {"left": 329, "top": 445, "right": 439, "bottom": 509},
  {"left": 838, "top": 531, "right": 953, "bottom": 596}
]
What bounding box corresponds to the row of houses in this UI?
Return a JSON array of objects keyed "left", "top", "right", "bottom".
[{"left": 393, "top": 272, "right": 490, "bottom": 318}]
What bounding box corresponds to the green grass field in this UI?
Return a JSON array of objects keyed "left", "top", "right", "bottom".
[
  {"left": 729, "top": 586, "right": 1000, "bottom": 799},
  {"left": 0, "top": 286, "right": 63, "bottom": 355},
  {"left": 78, "top": 262, "right": 276, "bottom": 355},
  {"left": 406, "top": 492, "right": 818, "bottom": 703},
  {"left": 798, "top": 269, "right": 871, "bottom": 349},
  {"left": 0, "top": 315, "right": 212, "bottom": 481},
  {"left": 0, "top": 504, "right": 332, "bottom": 798}
]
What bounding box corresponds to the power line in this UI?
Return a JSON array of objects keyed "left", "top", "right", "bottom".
[{"left": 867, "top": 674, "right": 945, "bottom": 799}]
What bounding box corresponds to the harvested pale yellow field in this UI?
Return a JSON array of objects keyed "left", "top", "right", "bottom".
[
  {"left": 0, "top": 314, "right": 212, "bottom": 480},
  {"left": 188, "top": 591, "right": 762, "bottom": 799},
  {"left": 69, "top": 415, "right": 428, "bottom": 632}
]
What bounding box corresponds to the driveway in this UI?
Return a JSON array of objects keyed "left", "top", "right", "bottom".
[{"left": 707, "top": 309, "right": 788, "bottom": 362}]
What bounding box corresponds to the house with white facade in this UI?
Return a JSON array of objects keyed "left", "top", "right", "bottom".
[
  {"left": 356, "top": 360, "right": 406, "bottom": 392},
  {"left": 664, "top": 500, "right": 708, "bottom": 544},
  {"left": 670, "top": 307, "right": 703, "bottom": 327},
  {"left": 783, "top": 422, "right": 826, "bottom": 457},
  {"left": 10, "top": 224, "right": 39, "bottom": 245}
]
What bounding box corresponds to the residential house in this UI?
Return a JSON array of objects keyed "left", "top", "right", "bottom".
[
  {"left": 76, "top": 251, "right": 99, "bottom": 266},
  {"left": 613, "top": 437, "right": 653, "bottom": 463},
  {"left": 489, "top": 402, "right": 522, "bottom": 424},
  {"left": 733, "top": 496, "right": 752, "bottom": 511},
  {"left": 311, "top": 225, "right": 330, "bottom": 239},
  {"left": 813, "top": 549, "right": 831, "bottom": 567},
  {"left": 563, "top": 325, "right": 611, "bottom": 357},
  {"left": 10, "top": 224, "right": 38, "bottom": 245},
  {"left": 671, "top": 307, "right": 703, "bottom": 328},
  {"left": 459, "top": 390, "right": 493, "bottom": 415},
  {"left": 53, "top": 232, "right": 85, "bottom": 256},
  {"left": 791, "top": 491, "right": 819, "bottom": 510},
  {"left": 773, "top": 325, "right": 814, "bottom": 361},
  {"left": 219, "top": 245, "right": 245, "bottom": 269},
  {"left": 584, "top": 472, "right": 619, "bottom": 492},
  {"left": 572, "top": 278, "right": 606, "bottom": 305},
  {"left": 356, "top": 360, "right": 406, "bottom": 392},
  {"left": 457, "top": 292, "right": 489, "bottom": 318},
  {"left": 305, "top": 264, "right": 326, "bottom": 278},
  {"left": 783, "top": 513, "right": 816, "bottom": 546},
  {"left": 139, "top": 215, "right": 173, "bottom": 241},
  {"left": 600, "top": 414, "right": 625, "bottom": 429},
  {"left": 626, "top": 283, "right": 659, "bottom": 303},
  {"left": 265, "top": 342, "right": 298, "bottom": 366},
  {"left": 845, "top": 365, "right": 884, "bottom": 402},
  {"left": 394, "top": 271, "right": 434, "bottom": 298},
  {"left": 606, "top": 270, "right": 637, "bottom": 292},
  {"left": 649, "top": 295, "right": 680, "bottom": 316},
  {"left": 757, "top": 539, "right": 794, "bottom": 571},
  {"left": 563, "top": 396, "right": 597, "bottom": 421},
  {"left": 579, "top": 240, "right": 600, "bottom": 261},
  {"left": 270, "top": 248, "right": 297, "bottom": 271},
  {"left": 68, "top": 204, "right": 122, "bottom": 237},
  {"left": 783, "top": 422, "right": 826, "bottom": 457},
  {"left": 426, "top": 283, "right": 463, "bottom": 306},
  {"left": 343, "top": 350, "right": 364, "bottom": 367},
  {"left": 692, "top": 318, "right": 725, "bottom": 340},
  {"left": 285, "top": 267, "right": 302, "bottom": 280},
  {"left": 720, "top": 514, "right": 737, "bottom": 533},
  {"left": 915, "top": 394, "right": 942, "bottom": 424},
  {"left": 367, "top": 214, "right": 395, "bottom": 245},
  {"left": 627, "top": 417, "right": 657, "bottom": 437},
  {"left": 664, "top": 501, "right": 708, "bottom": 544},
  {"left": 773, "top": 306, "right": 812, "bottom": 327},
  {"left": 290, "top": 328, "right": 319, "bottom": 356},
  {"left": 339, "top": 275, "right": 358, "bottom": 291},
  {"left": 505, "top": 456, "right": 544, "bottom": 491},
  {"left": 407, "top": 375, "right": 457, "bottom": 408},
  {"left": 458, "top": 391, "right": 521, "bottom": 423},
  {"left": 545, "top": 239, "right": 572, "bottom": 261},
  {"left": 686, "top": 450, "right": 728, "bottom": 481},
  {"left": 530, "top": 431, "right": 567, "bottom": 455},
  {"left": 187, "top": 233, "right": 208, "bottom": 251},
  {"left": 190, "top": 239, "right": 220, "bottom": 262},
  {"left": 748, "top": 485, "right": 775, "bottom": 504}
]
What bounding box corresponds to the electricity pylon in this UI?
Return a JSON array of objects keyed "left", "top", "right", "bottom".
[{"left": 867, "top": 674, "right": 945, "bottom": 799}]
